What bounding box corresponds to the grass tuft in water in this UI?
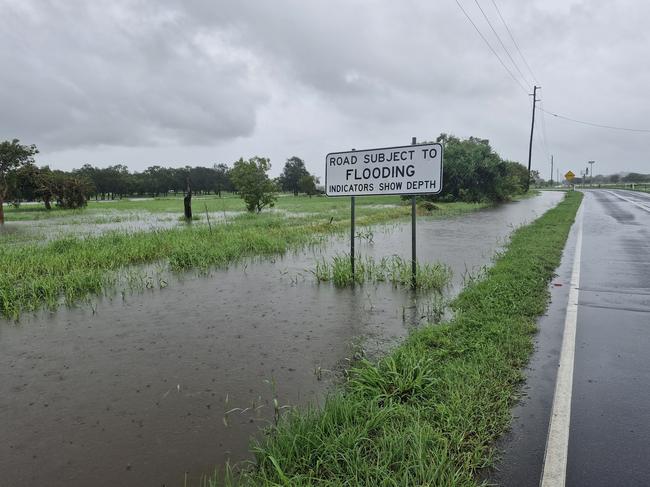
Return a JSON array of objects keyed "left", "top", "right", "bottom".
[{"left": 313, "top": 254, "right": 451, "bottom": 291}]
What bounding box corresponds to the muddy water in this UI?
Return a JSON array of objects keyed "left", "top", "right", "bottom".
[{"left": 0, "top": 192, "right": 562, "bottom": 487}]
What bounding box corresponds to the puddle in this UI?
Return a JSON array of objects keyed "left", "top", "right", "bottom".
[
  {"left": 2, "top": 210, "right": 244, "bottom": 242},
  {"left": 0, "top": 192, "right": 563, "bottom": 487}
]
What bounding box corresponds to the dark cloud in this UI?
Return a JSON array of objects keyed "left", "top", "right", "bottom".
[
  {"left": 1, "top": 0, "right": 649, "bottom": 177},
  {"left": 1, "top": 1, "right": 267, "bottom": 148}
]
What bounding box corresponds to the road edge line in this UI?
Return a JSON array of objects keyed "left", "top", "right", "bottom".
[
  {"left": 604, "top": 189, "right": 650, "bottom": 212},
  {"left": 540, "top": 198, "right": 584, "bottom": 487}
]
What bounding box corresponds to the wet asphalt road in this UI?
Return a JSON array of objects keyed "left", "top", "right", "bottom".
[{"left": 492, "top": 189, "right": 650, "bottom": 486}]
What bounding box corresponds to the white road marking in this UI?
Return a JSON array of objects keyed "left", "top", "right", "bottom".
[
  {"left": 604, "top": 190, "right": 650, "bottom": 213},
  {"left": 540, "top": 201, "right": 584, "bottom": 487}
]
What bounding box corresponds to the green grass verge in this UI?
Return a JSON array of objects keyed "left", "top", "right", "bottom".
[
  {"left": 217, "top": 191, "right": 583, "bottom": 486},
  {"left": 0, "top": 197, "right": 485, "bottom": 320}
]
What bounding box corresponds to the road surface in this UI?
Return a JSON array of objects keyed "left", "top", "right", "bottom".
[{"left": 492, "top": 189, "right": 650, "bottom": 486}]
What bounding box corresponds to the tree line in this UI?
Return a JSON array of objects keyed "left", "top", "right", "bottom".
[
  {"left": 0, "top": 139, "right": 322, "bottom": 222},
  {"left": 570, "top": 172, "right": 650, "bottom": 185},
  {"left": 3, "top": 155, "right": 320, "bottom": 204},
  {"left": 7, "top": 135, "right": 643, "bottom": 224},
  {"left": 0, "top": 135, "right": 545, "bottom": 224}
]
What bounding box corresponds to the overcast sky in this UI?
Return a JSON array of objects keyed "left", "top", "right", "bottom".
[{"left": 2, "top": 0, "right": 649, "bottom": 179}]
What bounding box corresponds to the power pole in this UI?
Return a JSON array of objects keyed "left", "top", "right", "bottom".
[
  {"left": 550, "top": 154, "right": 554, "bottom": 185},
  {"left": 588, "top": 160, "right": 595, "bottom": 187},
  {"left": 526, "top": 85, "right": 540, "bottom": 192}
]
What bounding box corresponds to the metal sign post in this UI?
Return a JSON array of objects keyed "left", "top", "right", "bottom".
[
  {"left": 350, "top": 195, "right": 355, "bottom": 277},
  {"left": 350, "top": 148, "right": 356, "bottom": 277},
  {"left": 325, "top": 139, "right": 443, "bottom": 289},
  {"left": 411, "top": 136, "right": 417, "bottom": 289}
]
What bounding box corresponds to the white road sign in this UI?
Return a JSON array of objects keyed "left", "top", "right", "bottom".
[{"left": 325, "top": 143, "right": 443, "bottom": 196}]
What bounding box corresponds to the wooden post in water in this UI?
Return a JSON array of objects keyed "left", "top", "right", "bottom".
[
  {"left": 184, "top": 177, "right": 193, "bottom": 220},
  {"left": 411, "top": 136, "right": 417, "bottom": 289}
]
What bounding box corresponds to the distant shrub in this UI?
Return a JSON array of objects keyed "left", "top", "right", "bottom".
[{"left": 405, "top": 134, "right": 530, "bottom": 204}]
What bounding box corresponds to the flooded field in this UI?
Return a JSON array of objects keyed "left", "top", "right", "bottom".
[
  {"left": 0, "top": 192, "right": 562, "bottom": 487},
  {"left": 1, "top": 209, "right": 244, "bottom": 244}
]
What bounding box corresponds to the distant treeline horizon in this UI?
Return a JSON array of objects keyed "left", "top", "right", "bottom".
[
  {"left": 4, "top": 135, "right": 650, "bottom": 208},
  {"left": 5, "top": 156, "right": 325, "bottom": 203}
]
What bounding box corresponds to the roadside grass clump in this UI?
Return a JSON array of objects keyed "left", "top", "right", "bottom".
[
  {"left": 223, "top": 191, "right": 583, "bottom": 486},
  {"left": 313, "top": 254, "right": 452, "bottom": 291}
]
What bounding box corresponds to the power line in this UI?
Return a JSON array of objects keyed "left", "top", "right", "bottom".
[
  {"left": 538, "top": 98, "right": 551, "bottom": 159},
  {"left": 472, "top": 0, "right": 531, "bottom": 87},
  {"left": 536, "top": 125, "right": 549, "bottom": 161},
  {"left": 454, "top": 0, "right": 528, "bottom": 94},
  {"left": 537, "top": 107, "right": 650, "bottom": 133},
  {"left": 490, "top": 0, "right": 539, "bottom": 84}
]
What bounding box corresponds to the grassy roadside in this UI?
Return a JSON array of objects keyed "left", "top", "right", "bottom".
[
  {"left": 0, "top": 197, "right": 486, "bottom": 320},
  {"left": 220, "top": 191, "right": 583, "bottom": 486}
]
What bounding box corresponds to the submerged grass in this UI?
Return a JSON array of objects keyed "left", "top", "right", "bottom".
[
  {"left": 0, "top": 196, "right": 485, "bottom": 319},
  {"left": 2, "top": 193, "right": 488, "bottom": 222},
  {"left": 313, "top": 254, "right": 452, "bottom": 291},
  {"left": 219, "top": 191, "right": 583, "bottom": 486},
  {"left": 0, "top": 215, "right": 308, "bottom": 319}
]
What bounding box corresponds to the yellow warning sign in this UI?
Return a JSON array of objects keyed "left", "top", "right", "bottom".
[{"left": 564, "top": 171, "right": 575, "bottom": 181}]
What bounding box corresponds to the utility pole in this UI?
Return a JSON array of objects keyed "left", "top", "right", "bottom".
[
  {"left": 550, "top": 155, "right": 554, "bottom": 185},
  {"left": 526, "top": 85, "right": 540, "bottom": 192},
  {"left": 588, "top": 160, "right": 595, "bottom": 187}
]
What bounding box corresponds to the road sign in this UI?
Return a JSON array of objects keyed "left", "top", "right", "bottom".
[
  {"left": 565, "top": 170, "right": 575, "bottom": 181},
  {"left": 325, "top": 143, "right": 443, "bottom": 197}
]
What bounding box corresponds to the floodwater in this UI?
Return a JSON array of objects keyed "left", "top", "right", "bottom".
[
  {"left": 3, "top": 210, "right": 245, "bottom": 243},
  {"left": 2, "top": 208, "right": 319, "bottom": 245},
  {"left": 0, "top": 192, "right": 563, "bottom": 487}
]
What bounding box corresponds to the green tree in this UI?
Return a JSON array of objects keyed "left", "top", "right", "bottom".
[
  {"left": 426, "top": 134, "right": 526, "bottom": 203},
  {"left": 36, "top": 166, "right": 57, "bottom": 210},
  {"left": 503, "top": 160, "right": 530, "bottom": 193},
  {"left": 6, "top": 162, "right": 41, "bottom": 205},
  {"left": 213, "top": 163, "right": 232, "bottom": 197},
  {"left": 74, "top": 164, "right": 101, "bottom": 199},
  {"left": 622, "top": 172, "right": 650, "bottom": 183},
  {"left": 230, "top": 156, "right": 278, "bottom": 212},
  {"left": 142, "top": 165, "right": 174, "bottom": 196},
  {"left": 0, "top": 139, "right": 38, "bottom": 224},
  {"left": 102, "top": 164, "right": 130, "bottom": 199},
  {"left": 298, "top": 174, "right": 319, "bottom": 197},
  {"left": 57, "top": 176, "right": 93, "bottom": 209},
  {"left": 278, "top": 156, "right": 310, "bottom": 195}
]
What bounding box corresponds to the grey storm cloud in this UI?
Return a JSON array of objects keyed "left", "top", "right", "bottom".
[
  {"left": 1, "top": 0, "right": 507, "bottom": 148},
  {"left": 1, "top": 0, "right": 650, "bottom": 176},
  {"left": 1, "top": 1, "right": 268, "bottom": 148}
]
